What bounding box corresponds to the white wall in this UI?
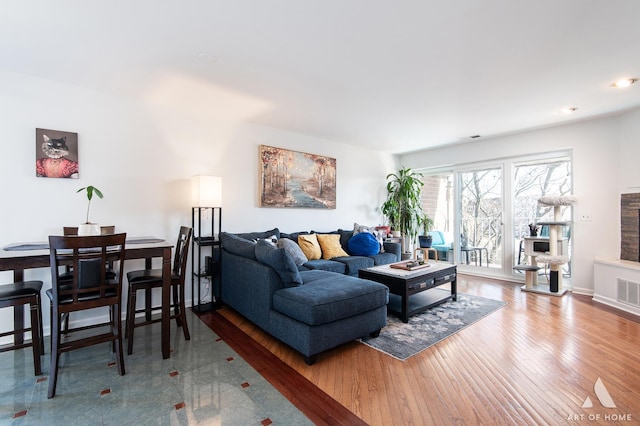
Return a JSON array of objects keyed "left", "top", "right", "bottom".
[
  {"left": 0, "top": 70, "right": 396, "bottom": 338},
  {"left": 399, "top": 115, "right": 629, "bottom": 294},
  {"left": 618, "top": 108, "right": 640, "bottom": 191}
]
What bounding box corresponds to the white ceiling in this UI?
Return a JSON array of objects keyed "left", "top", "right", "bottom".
[{"left": 2, "top": 0, "right": 640, "bottom": 154}]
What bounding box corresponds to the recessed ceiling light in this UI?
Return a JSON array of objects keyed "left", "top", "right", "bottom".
[
  {"left": 561, "top": 107, "right": 578, "bottom": 114},
  {"left": 611, "top": 78, "right": 637, "bottom": 88}
]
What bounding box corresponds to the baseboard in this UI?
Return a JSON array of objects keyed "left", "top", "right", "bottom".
[{"left": 592, "top": 294, "right": 640, "bottom": 317}]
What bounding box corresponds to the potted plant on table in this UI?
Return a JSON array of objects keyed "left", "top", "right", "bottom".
[
  {"left": 381, "top": 167, "right": 424, "bottom": 258},
  {"left": 77, "top": 185, "right": 104, "bottom": 236},
  {"left": 418, "top": 214, "right": 434, "bottom": 248}
]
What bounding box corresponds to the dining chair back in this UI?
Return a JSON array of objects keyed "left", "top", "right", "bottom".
[
  {"left": 47, "top": 233, "right": 127, "bottom": 398},
  {"left": 0, "top": 280, "right": 44, "bottom": 376},
  {"left": 59, "top": 226, "right": 117, "bottom": 332},
  {"left": 125, "top": 226, "right": 192, "bottom": 355},
  {"left": 62, "top": 225, "right": 116, "bottom": 236}
]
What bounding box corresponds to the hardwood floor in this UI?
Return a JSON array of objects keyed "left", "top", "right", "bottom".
[{"left": 198, "top": 274, "right": 640, "bottom": 425}]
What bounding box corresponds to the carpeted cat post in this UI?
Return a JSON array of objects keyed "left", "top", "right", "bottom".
[{"left": 535, "top": 195, "right": 576, "bottom": 295}]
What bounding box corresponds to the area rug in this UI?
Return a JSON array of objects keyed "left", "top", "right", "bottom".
[{"left": 360, "top": 290, "right": 506, "bottom": 360}]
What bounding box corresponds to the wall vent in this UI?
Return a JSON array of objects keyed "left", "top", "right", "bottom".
[{"left": 617, "top": 278, "right": 640, "bottom": 307}]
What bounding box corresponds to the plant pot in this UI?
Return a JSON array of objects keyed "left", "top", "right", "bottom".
[
  {"left": 418, "top": 235, "right": 433, "bottom": 248},
  {"left": 391, "top": 230, "right": 401, "bottom": 238},
  {"left": 78, "top": 223, "right": 100, "bottom": 236}
]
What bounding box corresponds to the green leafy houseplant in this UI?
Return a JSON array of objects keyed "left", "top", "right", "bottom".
[
  {"left": 381, "top": 167, "right": 424, "bottom": 250},
  {"left": 419, "top": 213, "right": 434, "bottom": 235},
  {"left": 418, "top": 213, "right": 434, "bottom": 248},
  {"left": 77, "top": 185, "right": 103, "bottom": 224}
]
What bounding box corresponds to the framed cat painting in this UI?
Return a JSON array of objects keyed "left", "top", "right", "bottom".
[{"left": 35, "top": 128, "right": 79, "bottom": 179}]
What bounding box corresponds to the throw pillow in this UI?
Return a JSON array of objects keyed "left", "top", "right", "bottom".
[
  {"left": 353, "top": 222, "right": 385, "bottom": 253},
  {"left": 253, "top": 234, "right": 278, "bottom": 245},
  {"left": 297, "top": 234, "right": 322, "bottom": 260},
  {"left": 254, "top": 240, "right": 303, "bottom": 287},
  {"left": 353, "top": 222, "right": 375, "bottom": 235},
  {"left": 347, "top": 232, "right": 380, "bottom": 256},
  {"left": 234, "top": 228, "right": 281, "bottom": 242},
  {"left": 317, "top": 233, "right": 349, "bottom": 259},
  {"left": 219, "top": 232, "right": 257, "bottom": 260},
  {"left": 277, "top": 238, "right": 308, "bottom": 266}
]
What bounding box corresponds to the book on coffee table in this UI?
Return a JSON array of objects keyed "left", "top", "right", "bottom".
[{"left": 389, "top": 260, "right": 431, "bottom": 271}]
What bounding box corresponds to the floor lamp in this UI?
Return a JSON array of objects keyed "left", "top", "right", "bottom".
[{"left": 191, "top": 176, "right": 222, "bottom": 312}]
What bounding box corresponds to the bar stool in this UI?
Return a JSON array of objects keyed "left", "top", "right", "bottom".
[
  {"left": 0, "top": 280, "right": 44, "bottom": 375},
  {"left": 125, "top": 226, "right": 192, "bottom": 355}
]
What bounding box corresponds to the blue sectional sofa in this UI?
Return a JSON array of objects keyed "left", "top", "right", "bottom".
[{"left": 219, "top": 228, "right": 400, "bottom": 364}]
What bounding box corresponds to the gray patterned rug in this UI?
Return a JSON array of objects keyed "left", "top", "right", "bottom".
[{"left": 360, "top": 290, "right": 506, "bottom": 360}]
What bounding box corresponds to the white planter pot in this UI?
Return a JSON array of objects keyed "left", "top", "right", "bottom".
[{"left": 78, "top": 223, "right": 100, "bottom": 236}]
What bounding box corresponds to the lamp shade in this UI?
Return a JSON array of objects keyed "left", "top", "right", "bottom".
[{"left": 191, "top": 175, "right": 222, "bottom": 207}]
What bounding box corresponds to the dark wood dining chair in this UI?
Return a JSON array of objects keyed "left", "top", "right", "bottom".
[
  {"left": 0, "top": 280, "right": 44, "bottom": 376},
  {"left": 125, "top": 226, "right": 192, "bottom": 355},
  {"left": 47, "top": 233, "right": 127, "bottom": 399},
  {"left": 59, "top": 226, "right": 117, "bottom": 333}
]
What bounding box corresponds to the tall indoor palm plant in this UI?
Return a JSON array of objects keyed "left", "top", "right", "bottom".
[{"left": 381, "top": 167, "right": 424, "bottom": 254}]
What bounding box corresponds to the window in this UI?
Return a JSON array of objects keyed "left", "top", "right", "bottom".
[
  {"left": 419, "top": 151, "right": 572, "bottom": 279},
  {"left": 513, "top": 156, "right": 572, "bottom": 276}
]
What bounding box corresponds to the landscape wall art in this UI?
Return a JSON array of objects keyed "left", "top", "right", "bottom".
[{"left": 259, "top": 145, "right": 336, "bottom": 209}]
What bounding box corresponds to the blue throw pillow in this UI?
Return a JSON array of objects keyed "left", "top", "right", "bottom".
[
  {"left": 219, "top": 232, "right": 256, "bottom": 259},
  {"left": 254, "top": 239, "right": 303, "bottom": 287},
  {"left": 347, "top": 232, "right": 380, "bottom": 256}
]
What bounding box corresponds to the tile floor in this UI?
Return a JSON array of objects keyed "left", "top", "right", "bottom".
[{"left": 0, "top": 311, "right": 312, "bottom": 425}]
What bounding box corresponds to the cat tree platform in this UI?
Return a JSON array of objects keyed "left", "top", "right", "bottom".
[{"left": 520, "top": 195, "right": 575, "bottom": 297}]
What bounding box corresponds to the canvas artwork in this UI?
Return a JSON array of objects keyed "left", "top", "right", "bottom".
[
  {"left": 35, "top": 128, "right": 79, "bottom": 178},
  {"left": 260, "top": 145, "right": 336, "bottom": 209}
]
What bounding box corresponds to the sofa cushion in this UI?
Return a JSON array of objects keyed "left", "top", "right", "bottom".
[
  {"left": 254, "top": 239, "right": 303, "bottom": 287},
  {"left": 332, "top": 256, "right": 374, "bottom": 275},
  {"left": 303, "top": 259, "right": 347, "bottom": 274},
  {"left": 273, "top": 273, "right": 389, "bottom": 325},
  {"left": 317, "top": 234, "right": 349, "bottom": 259},
  {"left": 347, "top": 232, "right": 380, "bottom": 256},
  {"left": 369, "top": 252, "right": 398, "bottom": 265},
  {"left": 298, "top": 234, "right": 322, "bottom": 260},
  {"left": 337, "top": 229, "right": 353, "bottom": 252},
  {"left": 234, "top": 228, "right": 281, "bottom": 242},
  {"left": 276, "top": 237, "right": 308, "bottom": 266},
  {"left": 280, "top": 231, "right": 309, "bottom": 242},
  {"left": 219, "top": 232, "right": 257, "bottom": 260}
]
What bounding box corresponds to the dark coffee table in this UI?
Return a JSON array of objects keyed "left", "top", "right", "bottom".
[{"left": 359, "top": 262, "right": 457, "bottom": 323}]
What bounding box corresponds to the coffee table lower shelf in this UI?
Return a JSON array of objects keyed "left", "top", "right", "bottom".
[{"left": 387, "top": 287, "right": 455, "bottom": 321}]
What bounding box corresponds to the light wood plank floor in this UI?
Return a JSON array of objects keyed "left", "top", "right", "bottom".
[{"left": 216, "top": 274, "right": 640, "bottom": 425}]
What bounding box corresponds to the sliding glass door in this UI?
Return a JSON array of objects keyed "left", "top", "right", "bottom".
[
  {"left": 420, "top": 173, "right": 454, "bottom": 262},
  {"left": 513, "top": 156, "right": 572, "bottom": 276},
  {"left": 419, "top": 150, "right": 572, "bottom": 280},
  {"left": 458, "top": 167, "right": 503, "bottom": 270}
]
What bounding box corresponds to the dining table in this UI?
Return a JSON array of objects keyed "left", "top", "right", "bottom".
[{"left": 0, "top": 236, "right": 174, "bottom": 359}]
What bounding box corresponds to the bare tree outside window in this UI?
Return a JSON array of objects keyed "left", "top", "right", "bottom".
[{"left": 459, "top": 168, "right": 503, "bottom": 268}]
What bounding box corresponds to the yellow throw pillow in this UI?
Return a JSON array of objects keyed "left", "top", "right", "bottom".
[
  {"left": 317, "top": 234, "right": 349, "bottom": 259},
  {"left": 298, "top": 234, "right": 322, "bottom": 260}
]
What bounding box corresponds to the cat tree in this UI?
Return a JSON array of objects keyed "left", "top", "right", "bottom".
[{"left": 522, "top": 195, "right": 576, "bottom": 296}]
